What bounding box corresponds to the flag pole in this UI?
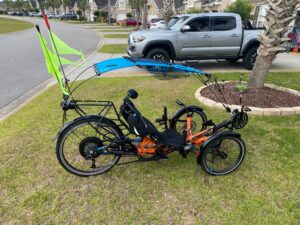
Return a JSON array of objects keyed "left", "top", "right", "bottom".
[
  {"left": 35, "top": 25, "right": 61, "bottom": 88},
  {"left": 37, "top": 1, "right": 70, "bottom": 95},
  {"left": 43, "top": 15, "right": 68, "bottom": 83}
]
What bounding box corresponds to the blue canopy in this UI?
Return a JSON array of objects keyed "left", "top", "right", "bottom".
[{"left": 93, "top": 57, "right": 207, "bottom": 75}]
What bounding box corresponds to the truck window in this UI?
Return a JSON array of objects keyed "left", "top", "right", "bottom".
[
  {"left": 169, "top": 16, "right": 189, "bottom": 30},
  {"left": 213, "top": 17, "right": 236, "bottom": 31},
  {"left": 186, "top": 17, "right": 210, "bottom": 32}
]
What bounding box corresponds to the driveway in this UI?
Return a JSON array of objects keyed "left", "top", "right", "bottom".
[
  {"left": 0, "top": 16, "right": 100, "bottom": 111},
  {"left": 187, "top": 53, "right": 300, "bottom": 73}
]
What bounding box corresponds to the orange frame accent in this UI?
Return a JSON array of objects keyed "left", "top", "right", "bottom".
[
  {"left": 137, "top": 137, "right": 157, "bottom": 156},
  {"left": 186, "top": 116, "right": 210, "bottom": 147},
  {"left": 137, "top": 114, "right": 212, "bottom": 155}
]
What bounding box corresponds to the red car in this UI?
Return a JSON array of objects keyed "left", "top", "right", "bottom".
[{"left": 118, "top": 18, "right": 142, "bottom": 26}]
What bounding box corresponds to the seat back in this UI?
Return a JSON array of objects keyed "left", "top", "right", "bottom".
[{"left": 120, "top": 100, "right": 161, "bottom": 138}]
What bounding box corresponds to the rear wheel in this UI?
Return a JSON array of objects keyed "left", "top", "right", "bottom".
[
  {"left": 243, "top": 46, "right": 258, "bottom": 70},
  {"left": 227, "top": 58, "right": 239, "bottom": 63},
  {"left": 199, "top": 136, "right": 246, "bottom": 176},
  {"left": 56, "top": 117, "right": 123, "bottom": 177},
  {"left": 145, "top": 48, "right": 171, "bottom": 62}
]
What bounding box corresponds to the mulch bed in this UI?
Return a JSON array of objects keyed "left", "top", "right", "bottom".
[{"left": 200, "top": 82, "right": 300, "bottom": 108}]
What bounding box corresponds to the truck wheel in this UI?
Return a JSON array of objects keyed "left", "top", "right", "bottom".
[
  {"left": 243, "top": 47, "right": 258, "bottom": 70},
  {"left": 227, "top": 58, "right": 239, "bottom": 63},
  {"left": 145, "top": 48, "right": 170, "bottom": 62}
]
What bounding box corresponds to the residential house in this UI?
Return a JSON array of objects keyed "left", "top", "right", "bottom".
[
  {"left": 94, "top": 0, "right": 132, "bottom": 21},
  {"left": 201, "top": 0, "right": 235, "bottom": 12},
  {"left": 174, "top": 0, "right": 185, "bottom": 14},
  {"left": 147, "top": 0, "right": 184, "bottom": 20},
  {"left": 183, "top": 0, "right": 202, "bottom": 11},
  {"left": 147, "top": 0, "right": 164, "bottom": 20},
  {"left": 0, "top": 1, "right": 6, "bottom": 12}
]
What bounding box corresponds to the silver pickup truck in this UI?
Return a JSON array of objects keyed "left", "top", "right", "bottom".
[{"left": 127, "top": 13, "right": 264, "bottom": 70}]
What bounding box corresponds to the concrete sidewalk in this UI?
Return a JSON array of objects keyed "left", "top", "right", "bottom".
[{"left": 68, "top": 51, "right": 300, "bottom": 82}]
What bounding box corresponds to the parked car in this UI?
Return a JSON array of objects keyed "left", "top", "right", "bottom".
[
  {"left": 149, "top": 18, "right": 163, "bottom": 23},
  {"left": 59, "top": 13, "right": 77, "bottom": 20},
  {"left": 29, "top": 12, "right": 40, "bottom": 17},
  {"left": 12, "top": 12, "right": 25, "bottom": 16},
  {"left": 47, "top": 13, "right": 54, "bottom": 19},
  {"left": 118, "top": 18, "right": 142, "bottom": 26},
  {"left": 128, "top": 13, "right": 264, "bottom": 70},
  {"left": 150, "top": 20, "right": 166, "bottom": 29}
]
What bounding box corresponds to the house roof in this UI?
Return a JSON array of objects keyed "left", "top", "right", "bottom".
[
  {"left": 29, "top": 0, "right": 37, "bottom": 8},
  {"left": 174, "top": 0, "right": 184, "bottom": 9},
  {"left": 70, "top": 0, "right": 77, "bottom": 7},
  {"left": 94, "top": 0, "right": 117, "bottom": 9},
  {"left": 153, "top": 0, "right": 184, "bottom": 10}
]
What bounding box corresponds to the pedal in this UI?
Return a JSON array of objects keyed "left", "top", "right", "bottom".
[
  {"left": 179, "top": 150, "right": 187, "bottom": 158},
  {"left": 155, "top": 118, "right": 163, "bottom": 123}
]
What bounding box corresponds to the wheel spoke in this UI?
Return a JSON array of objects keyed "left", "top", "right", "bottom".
[
  {"left": 57, "top": 119, "right": 122, "bottom": 176},
  {"left": 202, "top": 137, "right": 245, "bottom": 175}
]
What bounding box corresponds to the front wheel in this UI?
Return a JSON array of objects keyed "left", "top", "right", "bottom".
[
  {"left": 145, "top": 48, "right": 171, "bottom": 62},
  {"left": 199, "top": 136, "right": 246, "bottom": 176},
  {"left": 170, "top": 106, "right": 207, "bottom": 135},
  {"left": 56, "top": 116, "right": 123, "bottom": 177}
]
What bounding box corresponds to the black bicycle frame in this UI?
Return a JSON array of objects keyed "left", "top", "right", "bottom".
[{"left": 60, "top": 98, "right": 132, "bottom": 138}]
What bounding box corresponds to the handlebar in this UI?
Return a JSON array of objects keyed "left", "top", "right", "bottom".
[
  {"left": 213, "top": 108, "right": 249, "bottom": 131},
  {"left": 176, "top": 99, "right": 185, "bottom": 107}
]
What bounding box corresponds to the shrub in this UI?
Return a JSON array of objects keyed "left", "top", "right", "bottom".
[{"left": 126, "top": 12, "right": 133, "bottom": 18}]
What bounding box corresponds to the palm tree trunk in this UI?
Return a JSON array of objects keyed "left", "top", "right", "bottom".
[
  {"left": 108, "top": 0, "right": 111, "bottom": 24},
  {"left": 142, "top": 0, "right": 147, "bottom": 29},
  {"left": 248, "top": 0, "right": 299, "bottom": 88},
  {"left": 163, "top": 0, "right": 174, "bottom": 27},
  {"left": 136, "top": 7, "right": 140, "bottom": 28},
  {"left": 247, "top": 54, "right": 276, "bottom": 88}
]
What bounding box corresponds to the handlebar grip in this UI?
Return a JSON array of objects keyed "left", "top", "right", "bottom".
[
  {"left": 155, "top": 118, "right": 163, "bottom": 123},
  {"left": 176, "top": 99, "right": 184, "bottom": 107}
]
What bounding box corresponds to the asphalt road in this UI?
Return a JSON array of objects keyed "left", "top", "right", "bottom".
[{"left": 0, "top": 16, "right": 100, "bottom": 109}]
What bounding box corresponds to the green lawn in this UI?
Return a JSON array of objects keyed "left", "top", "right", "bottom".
[
  {"left": 104, "top": 34, "right": 129, "bottom": 39},
  {"left": 99, "top": 44, "right": 127, "bottom": 54},
  {"left": 0, "top": 72, "right": 299, "bottom": 224},
  {"left": 0, "top": 17, "right": 33, "bottom": 34}
]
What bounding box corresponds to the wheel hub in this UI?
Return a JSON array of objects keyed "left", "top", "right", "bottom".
[
  {"left": 79, "top": 137, "right": 103, "bottom": 158},
  {"left": 219, "top": 151, "right": 227, "bottom": 159}
]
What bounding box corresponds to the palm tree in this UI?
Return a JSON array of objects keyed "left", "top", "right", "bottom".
[
  {"left": 247, "top": 0, "right": 300, "bottom": 88},
  {"left": 163, "top": 0, "right": 174, "bottom": 26},
  {"left": 142, "top": 0, "right": 147, "bottom": 29}
]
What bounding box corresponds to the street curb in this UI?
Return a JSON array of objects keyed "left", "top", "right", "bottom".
[
  {"left": 0, "top": 31, "right": 104, "bottom": 123},
  {"left": 195, "top": 83, "right": 300, "bottom": 116}
]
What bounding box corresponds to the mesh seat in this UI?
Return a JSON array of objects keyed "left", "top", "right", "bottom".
[{"left": 123, "top": 104, "right": 185, "bottom": 149}]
